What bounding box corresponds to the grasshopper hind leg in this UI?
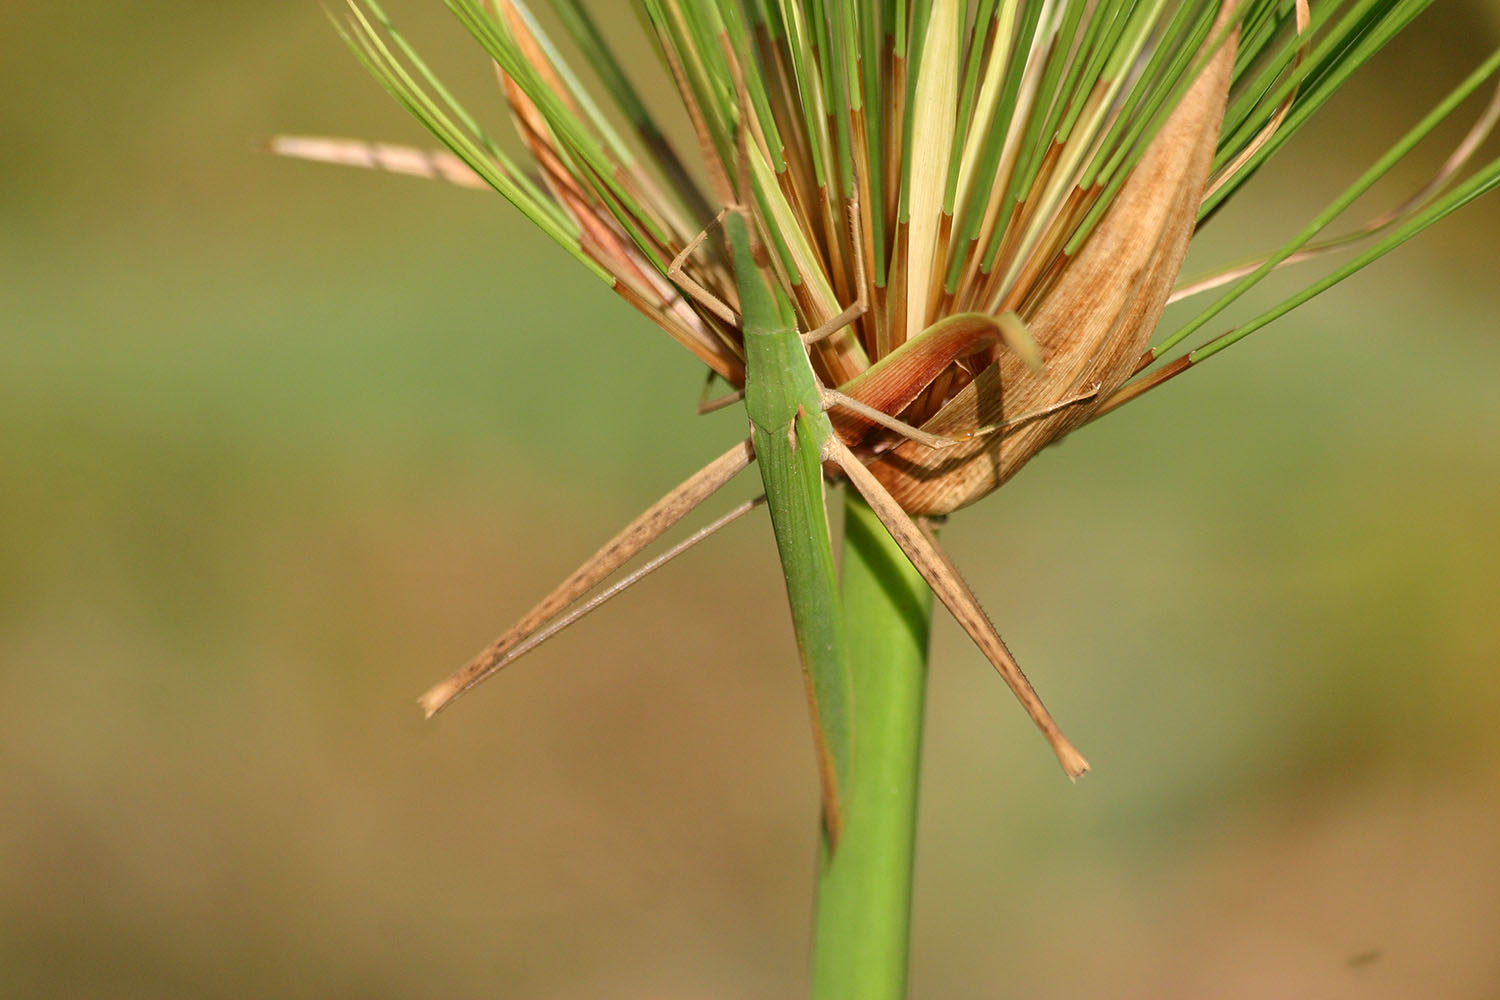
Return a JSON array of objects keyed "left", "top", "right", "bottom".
[{"left": 823, "top": 436, "right": 1090, "bottom": 779}]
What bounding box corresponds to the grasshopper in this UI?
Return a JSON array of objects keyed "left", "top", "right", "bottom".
[
  {"left": 397, "top": 140, "right": 1093, "bottom": 842},
  {"left": 278, "top": 0, "right": 1500, "bottom": 851},
  {"left": 277, "top": 11, "right": 1093, "bottom": 844},
  {"left": 274, "top": 152, "right": 1092, "bottom": 844},
  {"left": 708, "top": 201, "right": 1090, "bottom": 841}
]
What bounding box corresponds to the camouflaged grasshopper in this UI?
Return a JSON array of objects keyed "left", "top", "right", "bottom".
[{"left": 278, "top": 0, "right": 1500, "bottom": 853}]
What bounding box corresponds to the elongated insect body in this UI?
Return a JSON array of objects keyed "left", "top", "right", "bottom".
[
  {"left": 400, "top": 194, "right": 1094, "bottom": 819},
  {"left": 729, "top": 209, "right": 854, "bottom": 840},
  {"left": 294, "top": 0, "right": 1500, "bottom": 825},
  {"left": 748, "top": 407, "right": 850, "bottom": 835}
]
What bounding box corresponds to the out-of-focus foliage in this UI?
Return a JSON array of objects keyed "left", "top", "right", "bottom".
[{"left": 1, "top": 2, "right": 1497, "bottom": 997}]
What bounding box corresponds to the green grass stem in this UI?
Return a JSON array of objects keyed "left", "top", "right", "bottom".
[{"left": 811, "top": 491, "right": 935, "bottom": 1000}]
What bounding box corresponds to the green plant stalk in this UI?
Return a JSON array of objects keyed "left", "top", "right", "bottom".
[{"left": 811, "top": 490, "right": 935, "bottom": 1000}]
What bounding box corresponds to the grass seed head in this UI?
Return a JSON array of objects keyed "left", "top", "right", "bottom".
[{"left": 321, "top": 0, "right": 1500, "bottom": 515}]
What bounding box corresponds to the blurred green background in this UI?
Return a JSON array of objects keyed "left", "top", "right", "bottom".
[{"left": 3, "top": 3, "right": 1499, "bottom": 997}]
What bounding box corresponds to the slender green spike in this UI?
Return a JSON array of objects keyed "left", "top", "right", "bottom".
[
  {"left": 957, "top": 0, "right": 1048, "bottom": 282},
  {"left": 1062, "top": 6, "right": 1232, "bottom": 257},
  {"left": 1189, "top": 153, "right": 1500, "bottom": 364},
  {"left": 340, "top": 3, "right": 607, "bottom": 281},
  {"left": 1159, "top": 44, "right": 1500, "bottom": 358},
  {"left": 1203, "top": 0, "right": 1433, "bottom": 217},
  {"left": 1081, "top": 0, "right": 1214, "bottom": 190},
  {"left": 1000, "top": 0, "right": 1089, "bottom": 220},
  {"left": 446, "top": 2, "right": 659, "bottom": 227},
  {"left": 858, "top": 0, "right": 890, "bottom": 283},
  {"left": 1217, "top": 0, "right": 1342, "bottom": 155},
  {"left": 944, "top": 0, "right": 1000, "bottom": 220}
]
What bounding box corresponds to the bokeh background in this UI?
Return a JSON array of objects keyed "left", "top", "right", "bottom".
[{"left": 4, "top": 3, "right": 1499, "bottom": 997}]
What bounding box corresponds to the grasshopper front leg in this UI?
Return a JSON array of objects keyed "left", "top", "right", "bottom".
[{"left": 420, "top": 438, "right": 755, "bottom": 717}]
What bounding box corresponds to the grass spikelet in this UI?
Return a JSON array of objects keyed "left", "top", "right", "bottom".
[{"left": 279, "top": 0, "right": 1499, "bottom": 514}]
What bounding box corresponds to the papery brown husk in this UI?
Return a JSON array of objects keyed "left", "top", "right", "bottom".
[{"left": 868, "top": 19, "right": 1239, "bottom": 516}]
